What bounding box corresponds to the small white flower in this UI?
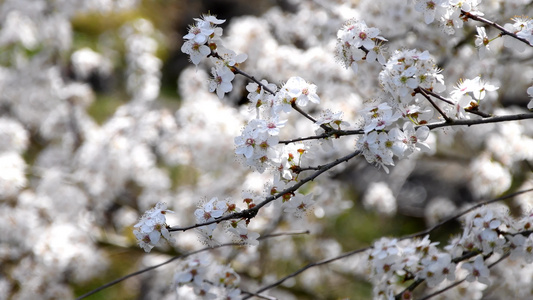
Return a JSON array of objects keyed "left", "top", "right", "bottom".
[
  {"left": 181, "top": 40, "right": 211, "bottom": 65},
  {"left": 414, "top": 0, "right": 447, "bottom": 24},
  {"left": 462, "top": 255, "right": 491, "bottom": 285},
  {"left": 527, "top": 86, "right": 533, "bottom": 110},
  {"left": 282, "top": 77, "right": 320, "bottom": 107},
  {"left": 208, "top": 66, "right": 235, "bottom": 99},
  {"left": 283, "top": 193, "right": 315, "bottom": 218},
  {"left": 475, "top": 26, "right": 491, "bottom": 58},
  {"left": 183, "top": 22, "right": 214, "bottom": 44},
  {"left": 133, "top": 202, "right": 174, "bottom": 252}
]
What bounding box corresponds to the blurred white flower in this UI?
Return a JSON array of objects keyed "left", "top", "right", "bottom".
[{"left": 363, "top": 181, "right": 397, "bottom": 215}]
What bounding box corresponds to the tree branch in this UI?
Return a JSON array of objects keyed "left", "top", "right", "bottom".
[
  {"left": 76, "top": 231, "right": 310, "bottom": 299},
  {"left": 415, "top": 87, "right": 453, "bottom": 123},
  {"left": 169, "top": 150, "right": 362, "bottom": 232},
  {"left": 463, "top": 11, "right": 532, "bottom": 47},
  {"left": 423, "top": 113, "right": 533, "bottom": 130}
]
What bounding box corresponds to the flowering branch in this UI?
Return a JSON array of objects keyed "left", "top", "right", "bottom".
[
  {"left": 169, "top": 150, "right": 362, "bottom": 232},
  {"left": 278, "top": 112, "right": 533, "bottom": 146},
  {"left": 248, "top": 188, "right": 533, "bottom": 298},
  {"left": 463, "top": 11, "right": 532, "bottom": 47},
  {"left": 418, "top": 252, "right": 511, "bottom": 300},
  {"left": 395, "top": 250, "right": 481, "bottom": 299}
]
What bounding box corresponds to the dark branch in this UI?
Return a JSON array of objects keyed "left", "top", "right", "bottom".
[{"left": 463, "top": 11, "right": 532, "bottom": 47}]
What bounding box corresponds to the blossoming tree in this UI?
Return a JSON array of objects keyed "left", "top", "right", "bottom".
[{"left": 2, "top": 0, "right": 533, "bottom": 299}]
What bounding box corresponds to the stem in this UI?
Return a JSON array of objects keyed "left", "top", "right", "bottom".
[
  {"left": 232, "top": 67, "right": 276, "bottom": 95},
  {"left": 415, "top": 87, "right": 453, "bottom": 123}
]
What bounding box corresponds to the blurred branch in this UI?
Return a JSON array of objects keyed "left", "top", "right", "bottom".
[
  {"left": 243, "top": 246, "right": 371, "bottom": 299},
  {"left": 76, "top": 230, "right": 310, "bottom": 300}
]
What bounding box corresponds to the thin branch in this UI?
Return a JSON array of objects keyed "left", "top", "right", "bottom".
[
  {"left": 418, "top": 277, "right": 466, "bottom": 300},
  {"left": 279, "top": 129, "right": 364, "bottom": 144},
  {"left": 291, "top": 102, "right": 318, "bottom": 124},
  {"left": 463, "top": 11, "right": 532, "bottom": 47},
  {"left": 76, "top": 230, "right": 310, "bottom": 300},
  {"left": 415, "top": 87, "right": 453, "bottom": 123},
  {"left": 423, "top": 113, "right": 533, "bottom": 130},
  {"left": 464, "top": 108, "right": 492, "bottom": 118},
  {"left": 232, "top": 67, "right": 276, "bottom": 95},
  {"left": 259, "top": 230, "right": 310, "bottom": 240},
  {"left": 296, "top": 166, "right": 321, "bottom": 172},
  {"left": 75, "top": 242, "right": 240, "bottom": 300},
  {"left": 399, "top": 188, "right": 533, "bottom": 241},
  {"left": 418, "top": 87, "right": 454, "bottom": 105},
  {"left": 419, "top": 87, "right": 493, "bottom": 117},
  {"left": 240, "top": 290, "right": 277, "bottom": 300},
  {"left": 244, "top": 247, "right": 371, "bottom": 299}
]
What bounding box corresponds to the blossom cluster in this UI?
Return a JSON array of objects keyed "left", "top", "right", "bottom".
[
  {"left": 193, "top": 196, "right": 260, "bottom": 247},
  {"left": 379, "top": 49, "right": 445, "bottom": 102},
  {"left": 368, "top": 205, "right": 533, "bottom": 299},
  {"left": 413, "top": 0, "right": 483, "bottom": 31},
  {"left": 335, "top": 19, "right": 387, "bottom": 73},
  {"left": 236, "top": 76, "right": 322, "bottom": 176},
  {"left": 174, "top": 254, "right": 241, "bottom": 299},
  {"left": 133, "top": 202, "right": 175, "bottom": 252},
  {"left": 448, "top": 76, "right": 498, "bottom": 119},
  {"left": 358, "top": 121, "right": 431, "bottom": 173},
  {"left": 181, "top": 14, "right": 247, "bottom": 99}
]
